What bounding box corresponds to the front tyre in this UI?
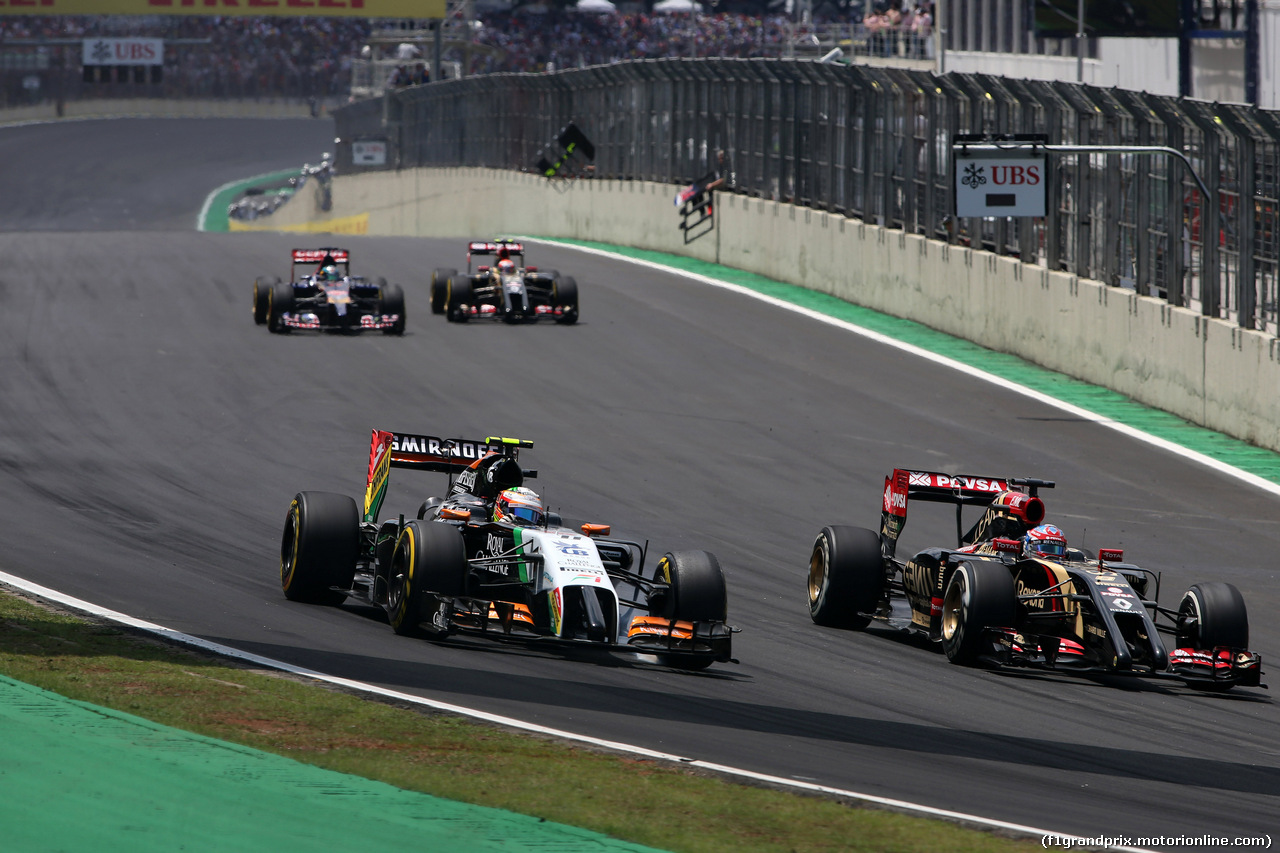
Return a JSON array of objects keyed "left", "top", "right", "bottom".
[
  {"left": 553, "top": 276, "right": 579, "bottom": 325},
  {"left": 445, "top": 276, "right": 474, "bottom": 323},
  {"left": 807, "top": 525, "right": 883, "bottom": 629},
  {"left": 430, "top": 268, "right": 455, "bottom": 315},
  {"left": 386, "top": 521, "right": 468, "bottom": 636},
  {"left": 380, "top": 283, "right": 406, "bottom": 335},
  {"left": 1177, "top": 582, "right": 1249, "bottom": 650},
  {"left": 941, "top": 560, "right": 1016, "bottom": 665},
  {"left": 654, "top": 550, "right": 727, "bottom": 623},
  {"left": 267, "top": 281, "right": 295, "bottom": 334},
  {"left": 280, "top": 491, "right": 360, "bottom": 606},
  {"left": 252, "top": 276, "right": 276, "bottom": 325}
]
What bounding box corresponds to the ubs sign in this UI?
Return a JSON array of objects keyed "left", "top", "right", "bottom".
[
  {"left": 82, "top": 38, "right": 163, "bottom": 66},
  {"left": 952, "top": 137, "right": 1047, "bottom": 219}
]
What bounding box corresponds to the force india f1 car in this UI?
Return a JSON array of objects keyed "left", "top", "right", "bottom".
[
  {"left": 429, "top": 239, "right": 578, "bottom": 324},
  {"left": 279, "top": 430, "right": 733, "bottom": 669},
  {"left": 252, "top": 248, "right": 405, "bottom": 334},
  {"left": 806, "top": 469, "right": 1263, "bottom": 690}
]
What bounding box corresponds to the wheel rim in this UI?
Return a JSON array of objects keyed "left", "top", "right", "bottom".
[
  {"left": 1176, "top": 593, "right": 1202, "bottom": 647},
  {"left": 389, "top": 530, "right": 415, "bottom": 623},
  {"left": 942, "top": 571, "right": 968, "bottom": 641},
  {"left": 280, "top": 505, "right": 300, "bottom": 589},
  {"left": 807, "top": 541, "right": 827, "bottom": 606}
]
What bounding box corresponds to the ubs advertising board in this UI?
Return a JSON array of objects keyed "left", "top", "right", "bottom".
[
  {"left": 953, "top": 143, "right": 1047, "bottom": 219},
  {"left": 0, "top": 0, "right": 445, "bottom": 18}
]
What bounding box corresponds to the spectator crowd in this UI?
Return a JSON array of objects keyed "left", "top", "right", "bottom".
[
  {"left": 0, "top": 15, "right": 368, "bottom": 103},
  {"left": 0, "top": 3, "right": 933, "bottom": 106}
]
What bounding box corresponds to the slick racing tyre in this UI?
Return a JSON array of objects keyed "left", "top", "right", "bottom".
[
  {"left": 552, "top": 276, "right": 579, "bottom": 325},
  {"left": 387, "top": 521, "right": 468, "bottom": 637},
  {"left": 941, "top": 560, "right": 1016, "bottom": 665},
  {"left": 653, "top": 550, "right": 727, "bottom": 623},
  {"left": 252, "top": 276, "right": 276, "bottom": 325},
  {"left": 445, "top": 276, "right": 474, "bottom": 323},
  {"left": 380, "top": 283, "right": 406, "bottom": 336},
  {"left": 807, "top": 525, "right": 883, "bottom": 629},
  {"left": 280, "top": 491, "right": 360, "bottom": 606},
  {"left": 1177, "top": 582, "right": 1249, "bottom": 650},
  {"left": 430, "top": 268, "right": 455, "bottom": 315},
  {"left": 267, "top": 281, "right": 295, "bottom": 333}
]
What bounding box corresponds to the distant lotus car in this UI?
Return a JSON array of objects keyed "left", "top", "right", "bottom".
[
  {"left": 253, "top": 247, "right": 404, "bottom": 334},
  {"left": 280, "top": 430, "right": 733, "bottom": 670},
  {"left": 430, "top": 239, "right": 578, "bottom": 324},
  {"left": 806, "top": 468, "right": 1262, "bottom": 691}
]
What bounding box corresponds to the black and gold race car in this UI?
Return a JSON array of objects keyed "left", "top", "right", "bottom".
[
  {"left": 429, "top": 240, "right": 578, "bottom": 324},
  {"left": 806, "top": 468, "right": 1263, "bottom": 690}
]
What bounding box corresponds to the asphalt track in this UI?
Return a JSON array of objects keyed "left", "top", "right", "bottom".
[{"left": 1, "top": 117, "right": 1278, "bottom": 850}]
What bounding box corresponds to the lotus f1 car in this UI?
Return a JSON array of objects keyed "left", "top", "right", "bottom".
[
  {"left": 253, "top": 248, "right": 405, "bottom": 334},
  {"left": 430, "top": 240, "right": 578, "bottom": 324},
  {"left": 806, "top": 469, "right": 1263, "bottom": 690},
  {"left": 279, "top": 430, "right": 733, "bottom": 669}
]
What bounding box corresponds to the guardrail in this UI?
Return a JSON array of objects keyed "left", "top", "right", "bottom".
[{"left": 333, "top": 58, "right": 1280, "bottom": 336}]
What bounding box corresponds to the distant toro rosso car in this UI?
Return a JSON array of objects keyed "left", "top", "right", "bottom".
[
  {"left": 252, "top": 248, "right": 405, "bottom": 334},
  {"left": 429, "top": 239, "right": 578, "bottom": 324},
  {"left": 279, "top": 430, "right": 733, "bottom": 669},
  {"left": 806, "top": 469, "right": 1262, "bottom": 690}
]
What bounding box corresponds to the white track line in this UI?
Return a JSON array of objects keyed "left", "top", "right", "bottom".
[
  {"left": 0, "top": 568, "right": 1151, "bottom": 852},
  {"left": 524, "top": 237, "right": 1280, "bottom": 501},
  {"left": 196, "top": 170, "right": 296, "bottom": 232}
]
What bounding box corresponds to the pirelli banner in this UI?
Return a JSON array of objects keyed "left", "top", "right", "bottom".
[{"left": 0, "top": 0, "right": 445, "bottom": 18}]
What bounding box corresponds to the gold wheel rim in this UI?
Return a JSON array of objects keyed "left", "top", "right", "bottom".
[
  {"left": 807, "top": 546, "right": 825, "bottom": 606},
  {"left": 942, "top": 572, "right": 966, "bottom": 640}
]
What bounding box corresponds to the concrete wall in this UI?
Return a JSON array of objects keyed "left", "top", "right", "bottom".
[
  {"left": 0, "top": 98, "right": 324, "bottom": 127},
  {"left": 268, "top": 166, "right": 1280, "bottom": 454}
]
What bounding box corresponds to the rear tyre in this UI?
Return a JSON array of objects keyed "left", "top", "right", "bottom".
[
  {"left": 280, "top": 491, "right": 360, "bottom": 606},
  {"left": 252, "top": 276, "right": 276, "bottom": 325},
  {"left": 380, "top": 284, "right": 406, "bottom": 335},
  {"left": 267, "top": 282, "right": 294, "bottom": 334},
  {"left": 445, "top": 276, "right": 474, "bottom": 323},
  {"left": 430, "top": 268, "right": 455, "bottom": 315},
  {"left": 553, "top": 276, "right": 579, "bottom": 325},
  {"left": 1177, "top": 582, "right": 1249, "bottom": 650},
  {"left": 386, "top": 521, "right": 468, "bottom": 636},
  {"left": 654, "top": 550, "right": 727, "bottom": 623},
  {"left": 807, "top": 525, "right": 883, "bottom": 629},
  {"left": 941, "top": 560, "right": 1016, "bottom": 665}
]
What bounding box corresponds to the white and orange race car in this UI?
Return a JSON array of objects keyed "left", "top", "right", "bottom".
[
  {"left": 806, "top": 469, "right": 1263, "bottom": 691},
  {"left": 279, "top": 430, "right": 733, "bottom": 669}
]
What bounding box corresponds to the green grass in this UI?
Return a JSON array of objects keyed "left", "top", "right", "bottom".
[{"left": 0, "top": 589, "right": 1042, "bottom": 853}]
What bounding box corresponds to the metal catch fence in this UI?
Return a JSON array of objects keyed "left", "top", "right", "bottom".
[{"left": 334, "top": 58, "right": 1280, "bottom": 335}]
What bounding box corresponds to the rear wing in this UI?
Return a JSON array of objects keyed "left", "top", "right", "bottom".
[
  {"left": 467, "top": 240, "right": 524, "bottom": 272},
  {"left": 364, "top": 430, "right": 534, "bottom": 523},
  {"left": 292, "top": 247, "right": 350, "bottom": 280},
  {"left": 880, "top": 469, "right": 1054, "bottom": 555}
]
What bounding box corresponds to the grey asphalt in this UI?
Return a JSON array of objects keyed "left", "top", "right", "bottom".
[{"left": 0, "top": 117, "right": 1276, "bottom": 850}]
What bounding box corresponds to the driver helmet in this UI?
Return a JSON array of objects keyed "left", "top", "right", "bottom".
[
  {"left": 494, "top": 486, "right": 543, "bottom": 527},
  {"left": 497, "top": 259, "right": 516, "bottom": 276},
  {"left": 1023, "top": 523, "right": 1067, "bottom": 560},
  {"left": 319, "top": 264, "right": 342, "bottom": 282}
]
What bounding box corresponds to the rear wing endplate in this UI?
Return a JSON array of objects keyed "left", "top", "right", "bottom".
[{"left": 364, "top": 430, "right": 533, "bottom": 523}]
